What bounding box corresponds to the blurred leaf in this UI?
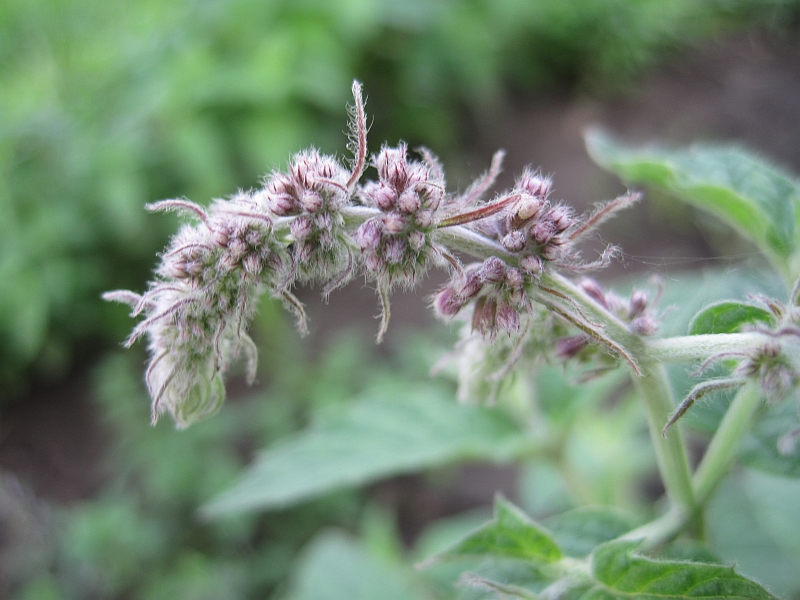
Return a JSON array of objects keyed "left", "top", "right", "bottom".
[
  {"left": 586, "top": 130, "right": 800, "bottom": 280},
  {"left": 424, "top": 496, "right": 562, "bottom": 566},
  {"left": 587, "top": 540, "right": 779, "bottom": 599},
  {"left": 203, "top": 388, "right": 532, "bottom": 516},
  {"left": 283, "top": 530, "right": 433, "bottom": 600},
  {"left": 544, "top": 507, "right": 638, "bottom": 559},
  {"left": 739, "top": 398, "right": 800, "bottom": 477},
  {"left": 689, "top": 301, "right": 775, "bottom": 335},
  {"left": 707, "top": 470, "right": 800, "bottom": 598}
]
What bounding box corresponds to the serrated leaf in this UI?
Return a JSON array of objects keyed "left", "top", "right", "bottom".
[
  {"left": 545, "top": 508, "right": 638, "bottom": 558},
  {"left": 426, "top": 496, "right": 562, "bottom": 566},
  {"left": 284, "top": 530, "right": 434, "bottom": 600},
  {"left": 689, "top": 301, "right": 775, "bottom": 335},
  {"left": 586, "top": 130, "right": 800, "bottom": 279},
  {"left": 583, "top": 540, "right": 779, "bottom": 599},
  {"left": 202, "top": 388, "right": 531, "bottom": 516}
]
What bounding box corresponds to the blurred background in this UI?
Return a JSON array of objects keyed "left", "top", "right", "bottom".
[{"left": 1, "top": 0, "right": 800, "bottom": 598}]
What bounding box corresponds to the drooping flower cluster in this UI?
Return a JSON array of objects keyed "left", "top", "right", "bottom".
[
  {"left": 105, "top": 81, "right": 643, "bottom": 427},
  {"left": 103, "top": 193, "right": 290, "bottom": 427}
]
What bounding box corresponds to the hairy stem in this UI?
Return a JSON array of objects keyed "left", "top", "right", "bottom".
[
  {"left": 646, "top": 333, "right": 768, "bottom": 364},
  {"left": 693, "top": 383, "right": 762, "bottom": 503}
]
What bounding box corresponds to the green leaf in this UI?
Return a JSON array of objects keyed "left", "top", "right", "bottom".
[
  {"left": 424, "top": 496, "right": 562, "bottom": 565},
  {"left": 739, "top": 398, "right": 800, "bottom": 477},
  {"left": 545, "top": 508, "right": 638, "bottom": 559},
  {"left": 202, "top": 388, "right": 531, "bottom": 516},
  {"left": 689, "top": 301, "right": 775, "bottom": 335},
  {"left": 586, "top": 130, "right": 800, "bottom": 278},
  {"left": 584, "top": 540, "right": 779, "bottom": 599},
  {"left": 283, "top": 530, "right": 434, "bottom": 600}
]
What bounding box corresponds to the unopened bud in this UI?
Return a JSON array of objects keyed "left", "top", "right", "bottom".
[
  {"left": 519, "top": 254, "right": 544, "bottom": 275},
  {"left": 531, "top": 222, "right": 553, "bottom": 245},
  {"left": 505, "top": 268, "right": 524, "bottom": 289},
  {"left": 291, "top": 216, "right": 313, "bottom": 241},
  {"left": 480, "top": 257, "right": 506, "bottom": 283},
  {"left": 580, "top": 279, "right": 608, "bottom": 308},
  {"left": 397, "top": 190, "right": 421, "bottom": 214},
  {"left": 415, "top": 210, "right": 434, "bottom": 229},
  {"left": 434, "top": 287, "right": 463, "bottom": 318},
  {"left": 472, "top": 296, "right": 497, "bottom": 336},
  {"left": 502, "top": 231, "right": 527, "bottom": 252},
  {"left": 514, "top": 194, "right": 542, "bottom": 221},
  {"left": 628, "top": 291, "right": 649, "bottom": 318},
  {"left": 301, "top": 191, "right": 323, "bottom": 213},
  {"left": 496, "top": 301, "right": 520, "bottom": 333},
  {"left": 373, "top": 184, "right": 396, "bottom": 211},
  {"left": 356, "top": 219, "right": 382, "bottom": 251},
  {"left": 384, "top": 236, "right": 406, "bottom": 264},
  {"left": 555, "top": 335, "right": 590, "bottom": 359},
  {"left": 383, "top": 211, "right": 405, "bottom": 234},
  {"left": 408, "top": 230, "right": 426, "bottom": 251},
  {"left": 457, "top": 270, "right": 484, "bottom": 300}
]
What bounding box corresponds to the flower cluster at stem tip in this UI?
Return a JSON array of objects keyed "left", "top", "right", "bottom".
[{"left": 105, "top": 81, "right": 640, "bottom": 427}]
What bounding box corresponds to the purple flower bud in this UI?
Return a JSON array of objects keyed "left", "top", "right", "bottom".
[
  {"left": 373, "top": 184, "right": 396, "bottom": 211},
  {"left": 480, "top": 257, "right": 506, "bottom": 283},
  {"left": 365, "top": 253, "right": 384, "bottom": 273},
  {"left": 531, "top": 222, "right": 553, "bottom": 245},
  {"left": 269, "top": 193, "right": 297, "bottom": 216},
  {"left": 555, "top": 335, "right": 590, "bottom": 359},
  {"left": 505, "top": 268, "right": 524, "bottom": 290},
  {"left": 418, "top": 211, "right": 437, "bottom": 230},
  {"left": 314, "top": 211, "right": 333, "bottom": 231},
  {"left": 210, "top": 224, "right": 230, "bottom": 248},
  {"left": 377, "top": 145, "right": 408, "bottom": 190},
  {"left": 548, "top": 206, "right": 573, "bottom": 233},
  {"left": 383, "top": 211, "right": 405, "bottom": 234},
  {"left": 628, "top": 291, "right": 649, "bottom": 318},
  {"left": 356, "top": 219, "right": 383, "bottom": 251},
  {"left": 301, "top": 190, "right": 324, "bottom": 213},
  {"left": 408, "top": 230, "right": 426, "bottom": 251},
  {"left": 243, "top": 253, "right": 262, "bottom": 276},
  {"left": 496, "top": 301, "right": 520, "bottom": 333},
  {"left": 502, "top": 231, "right": 527, "bottom": 252},
  {"left": 397, "top": 190, "right": 420, "bottom": 214},
  {"left": 632, "top": 315, "right": 658, "bottom": 336},
  {"left": 291, "top": 216, "right": 313, "bottom": 241},
  {"left": 580, "top": 278, "right": 608, "bottom": 308},
  {"left": 456, "top": 270, "right": 484, "bottom": 300},
  {"left": 384, "top": 236, "right": 406, "bottom": 264},
  {"left": 472, "top": 296, "right": 497, "bottom": 336},
  {"left": 519, "top": 254, "right": 544, "bottom": 275},
  {"left": 517, "top": 170, "right": 551, "bottom": 198},
  {"left": 228, "top": 238, "right": 248, "bottom": 260},
  {"left": 434, "top": 286, "right": 463, "bottom": 318}
]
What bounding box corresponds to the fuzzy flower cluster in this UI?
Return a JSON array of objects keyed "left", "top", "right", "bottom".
[
  {"left": 106, "top": 81, "right": 641, "bottom": 427},
  {"left": 664, "top": 287, "right": 800, "bottom": 448}
]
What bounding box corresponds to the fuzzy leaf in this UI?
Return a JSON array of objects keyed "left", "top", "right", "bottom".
[
  {"left": 586, "top": 130, "right": 800, "bottom": 277},
  {"left": 425, "top": 496, "right": 562, "bottom": 565},
  {"left": 202, "top": 388, "right": 531, "bottom": 516},
  {"left": 583, "top": 540, "right": 779, "bottom": 599},
  {"left": 545, "top": 507, "right": 638, "bottom": 558},
  {"left": 689, "top": 301, "right": 775, "bottom": 335}
]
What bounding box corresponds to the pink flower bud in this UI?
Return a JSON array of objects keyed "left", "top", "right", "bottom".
[
  {"left": 384, "top": 236, "right": 406, "bottom": 264},
  {"left": 397, "top": 190, "right": 421, "bottom": 214},
  {"left": 356, "top": 219, "right": 382, "bottom": 251},
  {"left": 373, "top": 184, "right": 396, "bottom": 211},
  {"left": 456, "top": 270, "right": 483, "bottom": 300},
  {"left": 555, "top": 335, "right": 590, "bottom": 359},
  {"left": 291, "top": 216, "right": 313, "bottom": 241},
  {"left": 530, "top": 222, "right": 553, "bottom": 245},
  {"left": 580, "top": 279, "right": 607, "bottom": 308},
  {"left": 269, "top": 193, "right": 297, "bottom": 216},
  {"left": 628, "top": 291, "right": 649, "bottom": 318},
  {"left": 496, "top": 301, "right": 520, "bottom": 333},
  {"left": 408, "top": 230, "right": 426, "bottom": 251},
  {"left": 548, "top": 206, "right": 573, "bottom": 233},
  {"left": 243, "top": 253, "right": 262, "bottom": 276},
  {"left": 383, "top": 211, "right": 405, "bottom": 234},
  {"left": 514, "top": 194, "right": 543, "bottom": 221},
  {"left": 480, "top": 257, "right": 506, "bottom": 283},
  {"left": 505, "top": 268, "right": 524, "bottom": 290},
  {"left": 415, "top": 210, "right": 434, "bottom": 229},
  {"left": 502, "top": 231, "right": 527, "bottom": 252},
  {"left": 228, "top": 238, "right": 248, "bottom": 260},
  {"left": 314, "top": 211, "right": 333, "bottom": 231},
  {"left": 519, "top": 254, "right": 543, "bottom": 275},
  {"left": 472, "top": 296, "right": 497, "bottom": 336},
  {"left": 434, "top": 286, "right": 463, "bottom": 318},
  {"left": 301, "top": 190, "right": 324, "bottom": 213}
]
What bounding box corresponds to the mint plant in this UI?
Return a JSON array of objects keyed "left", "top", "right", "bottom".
[{"left": 106, "top": 83, "right": 800, "bottom": 598}]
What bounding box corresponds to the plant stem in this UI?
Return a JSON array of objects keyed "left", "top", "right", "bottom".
[
  {"left": 646, "top": 333, "right": 768, "bottom": 364},
  {"left": 632, "top": 359, "right": 697, "bottom": 516},
  {"left": 693, "top": 383, "right": 762, "bottom": 503}
]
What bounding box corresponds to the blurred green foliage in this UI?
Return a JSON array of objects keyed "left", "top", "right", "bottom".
[{"left": 2, "top": 0, "right": 798, "bottom": 393}]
